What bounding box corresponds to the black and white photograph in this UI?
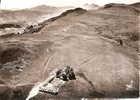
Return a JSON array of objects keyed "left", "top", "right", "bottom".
[{"left": 0, "top": 0, "right": 139, "bottom": 100}]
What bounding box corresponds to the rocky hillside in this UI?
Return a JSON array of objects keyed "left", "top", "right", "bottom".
[
  {"left": 0, "top": 5, "right": 73, "bottom": 36},
  {"left": 129, "top": 2, "right": 140, "bottom": 10},
  {"left": 0, "top": 2, "right": 139, "bottom": 100}
]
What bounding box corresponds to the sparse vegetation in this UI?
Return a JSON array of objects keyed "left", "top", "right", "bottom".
[{"left": 0, "top": 2, "right": 139, "bottom": 99}]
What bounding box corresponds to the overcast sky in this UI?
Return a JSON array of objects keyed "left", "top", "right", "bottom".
[{"left": 1, "top": 0, "right": 140, "bottom": 9}]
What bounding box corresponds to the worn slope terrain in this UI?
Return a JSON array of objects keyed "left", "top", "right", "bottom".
[
  {"left": 0, "top": 5, "right": 74, "bottom": 37},
  {"left": 129, "top": 2, "right": 140, "bottom": 11},
  {"left": 0, "top": 3, "right": 139, "bottom": 100}
]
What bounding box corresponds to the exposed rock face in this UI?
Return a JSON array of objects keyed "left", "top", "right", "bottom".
[{"left": 0, "top": 3, "right": 139, "bottom": 100}]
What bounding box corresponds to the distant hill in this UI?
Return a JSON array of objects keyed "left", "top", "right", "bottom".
[
  {"left": 100, "top": 3, "right": 140, "bottom": 15},
  {"left": 83, "top": 3, "right": 99, "bottom": 9},
  {"left": 30, "top": 5, "right": 59, "bottom": 13},
  {"left": 129, "top": 2, "right": 140, "bottom": 10},
  {"left": 0, "top": 5, "right": 71, "bottom": 36}
]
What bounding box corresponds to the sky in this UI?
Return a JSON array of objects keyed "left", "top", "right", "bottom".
[{"left": 1, "top": 0, "right": 140, "bottom": 9}]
